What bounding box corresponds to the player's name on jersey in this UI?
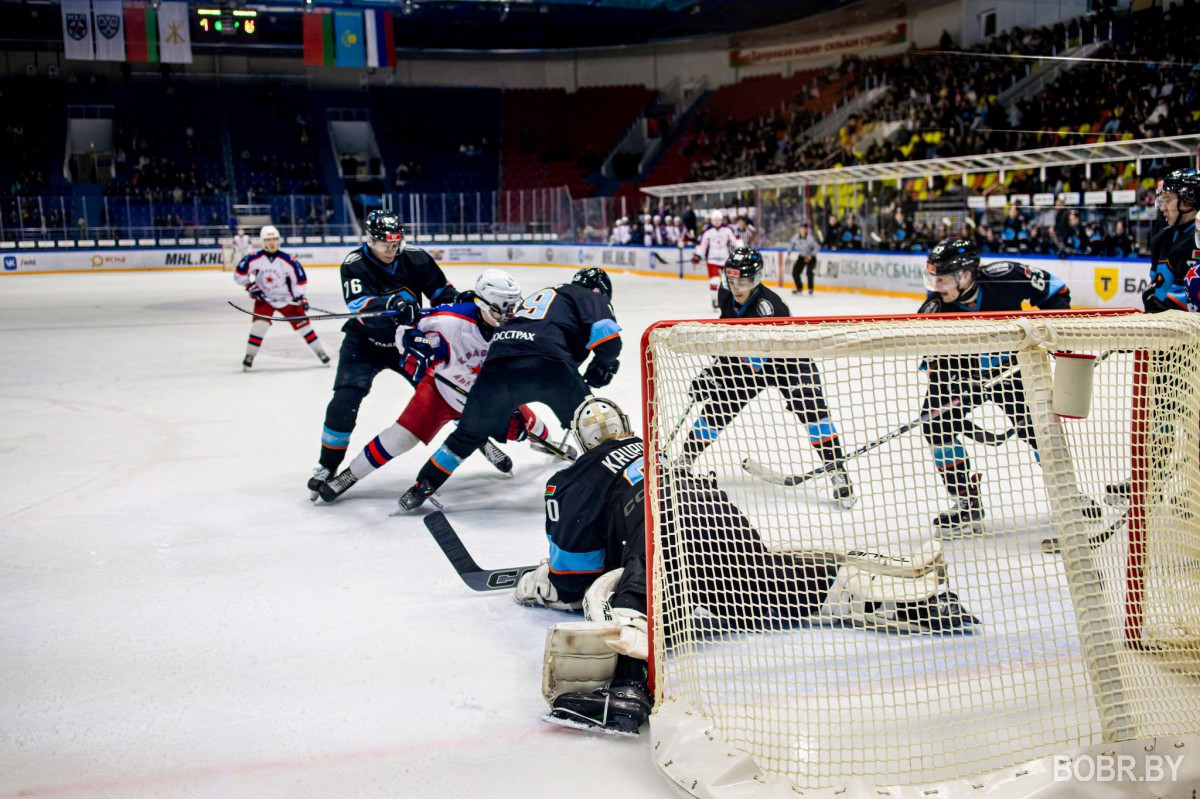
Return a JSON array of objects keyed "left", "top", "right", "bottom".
[
  {"left": 493, "top": 329, "right": 536, "bottom": 343},
  {"left": 601, "top": 442, "right": 643, "bottom": 474}
]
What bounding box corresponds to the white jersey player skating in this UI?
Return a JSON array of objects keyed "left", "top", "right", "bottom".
[
  {"left": 233, "top": 225, "right": 329, "bottom": 370},
  {"left": 693, "top": 210, "right": 742, "bottom": 308},
  {"left": 313, "top": 269, "right": 548, "bottom": 503}
]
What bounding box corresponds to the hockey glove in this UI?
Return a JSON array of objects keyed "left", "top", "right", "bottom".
[
  {"left": 691, "top": 254, "right": 702, "bottom": 265},
  {"left": 584, "top": 358, "right": 618, "bottom": 388},
  {"left": 1142, "top": 273, "right": 1169, "bottom": 313},
  {"left": 399, "top": 332, "right": 434, "bottom": 386},
  {"left": 514, "top": 561, "right": 583, "bottom": 611},
  {"left": 384, "top": 293, "right": 420, "bottom": 326},
  {"left": 299, "top": 297, "right": 310, "bottom": 311},
  {"left": 248, "top": 286, "right": 267, "bottom": 302}
]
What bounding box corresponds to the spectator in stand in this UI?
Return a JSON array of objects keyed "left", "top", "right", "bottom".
[
  {"left": 998, "top": 206, "right": 1029, "bottom": 254},
  {"left": 1058, "top": 211, "right": 1087, "bottom": 256},
  {"left": 1105, "top": 219, "right": 1137, "bottom": 258},
  {"left": 975, "top": 224, "right": 997, "bottom": 253},
  {"left": 887, "top": 207, "right": 914, "bottom": 251},
  {"left": 682, "top": 204, "right": 697, "bottom": 237}
]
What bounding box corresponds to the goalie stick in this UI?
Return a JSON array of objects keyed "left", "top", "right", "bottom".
[
  {"left": 423, "top": 511, "right": 536, "bottom": 591},
  {"left": 1040, "top": 508, "right": 1129, "bottom": 554},
  {"left": 794, "top": 539, "right": 945, "bottom": 579}
]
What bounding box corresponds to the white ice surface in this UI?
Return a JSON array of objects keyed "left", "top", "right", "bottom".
[{"left": 0, "top": 266, "right": 913, "bottom": 798}]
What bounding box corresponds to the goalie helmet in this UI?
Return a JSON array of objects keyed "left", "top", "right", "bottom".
[
  {"left": 365, "top": 210, "right": 405, "bottom": 249},
  {"left": 1161, "top": 168, "right": 1200, "bottom": 213},
  {"left": 572, "top": 267, "right": 612, "bottom": 299},
  {"left": 474, "top": 268, "right": 522, "bottom": 327},
  {"left": 572, "top": 396, "right": 633, "bottom": 453}
]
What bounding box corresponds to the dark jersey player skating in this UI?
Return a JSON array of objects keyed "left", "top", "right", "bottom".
[{"left": 396, "top": 267, "right": 621, "bottom": 511}]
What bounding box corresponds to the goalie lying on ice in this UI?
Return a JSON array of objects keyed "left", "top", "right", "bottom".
[{"left": 514, "top": 397, "right": 980, "bottom": 737}]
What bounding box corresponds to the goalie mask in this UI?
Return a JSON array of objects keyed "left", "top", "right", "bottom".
[
  {"left": 474, "top": 268, "right": 522, "bottom": 327},
  {"left": 572, "top": 396, "right": 633, "bottom": 452}
]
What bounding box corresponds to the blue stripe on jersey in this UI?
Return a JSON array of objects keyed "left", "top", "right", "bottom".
[
  {"left": 430, "top": 285, "right": 455, "bottom": 303},
  {"left": 431, "top": 444, "right": 464, "bottom": 475},
  {"left": 740, "top": 356, "right": 766, "bottom": 371},
  {"left": 546, "top": 538, "right": 606, "bottom": 574},
  {"left": 586, "top": 318, "right": 622, "bottom": 349},
  {"left": 347, "top": 296, "right": 376, "bottom": 313},
  {"left": 932, "top": 444, "right": 967, "bottom": 468},
  {"left": 806, "top": 418, "right": 838, "bottom": 444},
  {"left": 1044, "top": 272, "right": 1066, "bottom": 299},
  {"left": 692, "top": 418, "right": 721, "bottom": 441},
  {"left": 322, "top": 426, "right": 352, "bottom": 447},
  {"left": 623, "top": 457, "right": 645, "bottom": 486},
  {"left": 980, "top": 352, "right": 1013, "bottom": 370}
]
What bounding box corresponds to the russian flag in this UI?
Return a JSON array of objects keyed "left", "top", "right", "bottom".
[{"left": 364, "top": 9, "right": 396, "bottom": 68}]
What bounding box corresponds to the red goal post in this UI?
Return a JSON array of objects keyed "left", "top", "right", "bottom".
[{"left": 639, "top": 308, "right": 1200, "bottom": 798}]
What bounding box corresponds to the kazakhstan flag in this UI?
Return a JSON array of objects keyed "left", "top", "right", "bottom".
[{"left": 334, "top": 11, "right": 366, "bottom": 68}]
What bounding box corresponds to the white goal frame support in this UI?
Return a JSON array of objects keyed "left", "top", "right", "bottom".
[{"left": 640, "top": 308, "right": 1200, "bottom": 799}]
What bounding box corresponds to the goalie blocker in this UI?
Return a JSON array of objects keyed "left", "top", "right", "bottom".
[{"left": 516, "top": 398, "right": 979, "bottom": 737}]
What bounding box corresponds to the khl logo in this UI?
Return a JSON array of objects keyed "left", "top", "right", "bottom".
[{"left": 3, "top": 255, "right": 16, "bottom": 271}]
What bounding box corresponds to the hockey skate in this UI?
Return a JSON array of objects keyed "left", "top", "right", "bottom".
[
  {"left": 933, "top": 492, "right": 984, "bottom": 537},
  {"left": 318, "top": 352, "right": 331, "bottom": 365},
  {"left": 397, "top": 478, "right": 439, "bottom": 512},
  {"left": 242, "top": 355, "right": 254, "bottom": 371},
  {"left": 829, "top": 467, "right": 857, "bottom": 510},
  {"left": 307, "top": 466, "right": 331, "bottom": 501},
  {"left": 479, "top": 440, "right": 513, "bottom": 474},
  {"left": 542, "top": 679, "right": 651, "bottom": 737},
  {"left": 315, "top": 469, "right": 358, "bottom": 504}
]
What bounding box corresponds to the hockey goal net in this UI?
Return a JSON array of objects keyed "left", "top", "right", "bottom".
[{"left": 642, "top": 309, "right": 1200, "bottom": 798}]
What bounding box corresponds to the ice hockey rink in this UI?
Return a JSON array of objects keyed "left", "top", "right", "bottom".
[
  {"left": 0, "top": 264, "right": 921, "bottom": 798},
  {"left": 10, "top": 263, "right": 1188, "bottom": 798}
]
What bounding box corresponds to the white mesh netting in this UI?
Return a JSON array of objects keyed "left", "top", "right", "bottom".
[{"left": 644, "top": 310, "right": 1200, "bottom": 795}]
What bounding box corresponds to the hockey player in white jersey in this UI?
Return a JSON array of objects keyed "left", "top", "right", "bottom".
[
  {"left": 233, "top": 225, "right": 329, "bottom": 370},
  {"left": 313, "top": 269, "right": 550, "bottom": 503},
  {"left": 693, "top": 210, "right": 742, "bottom": 308}
]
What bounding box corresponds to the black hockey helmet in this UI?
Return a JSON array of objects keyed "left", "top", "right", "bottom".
[
  {"left": 926, "top": 237, "right": 979, "bottom": 276},
  {"left": 1161, "top": 168, "right": 1200, "bottom": 212},
  {"left": 572, "top": 267, "right": 612, "bottom": 298},
  {"left": 724, "top": 246, "right": 764, "bottom": 278},
  {"left": 365, "top": 210, "right": 405, "bottom": 244}
]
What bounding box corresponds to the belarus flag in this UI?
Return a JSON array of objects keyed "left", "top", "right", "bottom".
[{"left": 363, "top": 9, "right": 395, "bottom": 68}]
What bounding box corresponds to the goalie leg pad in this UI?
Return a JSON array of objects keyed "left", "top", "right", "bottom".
[
  {"left": 541, "top": 621, "right": 620, "bottom": 704},
  {"left": 582, "top": 568, "right": 648, "bottom": 660},
  {"left": 817, "top": 563, "right": 979, "bottom": 634}
]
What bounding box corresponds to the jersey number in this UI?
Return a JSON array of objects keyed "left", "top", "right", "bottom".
[
  {"left": 343, "top": 278, "right": 363, "bottom": 297},
  {"left": 1029, "top": 270, "right": 1047, "bottom": 292},
  {"left": 515, "top": 289, "right": 557, "bottom": 320},
  {"left": 546, "top": 498, "right": 559, "bottom": 522}
]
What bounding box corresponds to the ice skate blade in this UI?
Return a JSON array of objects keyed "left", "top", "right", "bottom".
[
  {"left": 935, "top": 522, "right": 984, "bottom": 539},
  {"left": 541, "top": 710, "right": 639, "bottom": 737}
]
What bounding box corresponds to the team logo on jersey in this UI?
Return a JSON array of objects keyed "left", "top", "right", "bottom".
[
  {"left": 756, "top": 299, "right": 773, "bottom": 316},
  {"left": 1093, "top": 267, "right": 1119, "bottom": 301},
  {"left": 65, "top": 13, "right": 88, "bottom": 39},
  {"left": 544, "top": 485, "right": 556, "bottom": 497},
  {"left": 96, "top": 14, "right": 120, "bottom": 39}
]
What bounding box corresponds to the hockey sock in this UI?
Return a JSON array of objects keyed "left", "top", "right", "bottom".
[
  {"left": 319, "top": 387, "right": 367, "bottom": 470},
  {"left": 348, "top": 424, "right": 420, "bottom": 479},
  {"left": 932, "top": 444, "right": 974, "bottom": 496},
  {"left": 806, "top": 417, "right": 845, "bottom": 465},
  {"left": 296, "top": 324, "right": 327, "bottom": 359},
  {"left": 417, "top": 437, "right": 475, "bottom": 491},
  {"left": 320, "top": 426, "right": 352, "bottom": 471},
  {"left": 519, "top": 404, "right": 548, "bottom": 441},
  {"left": 245, "top": 320, "right": 269, "bottom": 359}
]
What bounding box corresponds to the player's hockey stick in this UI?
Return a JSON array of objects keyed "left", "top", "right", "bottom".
[
  {"left": 430, "top": 372, "right": 575, "bottom": 462},
  {"left": 1040, "top": 508, "right": 1129, "bottom": 554},
  {"left": 423, "top": 511, "right": 536, "bottom": 591},
  {"left": 228, "top": 300, "right": 403, "bottom": 323}
]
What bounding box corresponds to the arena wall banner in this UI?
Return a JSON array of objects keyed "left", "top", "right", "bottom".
[{"left": 1, "top": 243, "right": 1147, "bottom": 309}]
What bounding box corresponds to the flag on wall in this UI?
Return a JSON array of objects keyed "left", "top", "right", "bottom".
[
  {"left": 157, "top": 1, "right": 192, "bottom": 64},
  {"left": 92, "top": 0, "right": 126, "bottom": 61},
  {"left": 61, "top": 0, "right": 96, "bottom": 61},
  {"left": 333, "top": 10, "right": 366, "bottom": 68},
  {"left": 124, "top": 2, "right": 159, "bottom": 63},
  {"left": 302, "top": 11, "right": 335, "bottom": 67},
  {"left": 364, "top": 9, "right": 395, "bottom": 68}
]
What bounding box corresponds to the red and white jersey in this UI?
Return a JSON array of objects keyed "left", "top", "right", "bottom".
[
  {"left": 408, "top": 301, "right": 492, "bottom": 412},
  {"left": 234, "top": 250, "right": 307, "bottom": 309},
  {"left": 694, "top": 224, "right": 741, "bottom": 264}
]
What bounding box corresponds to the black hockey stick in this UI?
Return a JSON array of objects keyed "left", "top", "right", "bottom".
[
  {"left": 430, "top": 372, "right": 575, "bottom": 462},
  {"left": 228, "top": 300, "right": 404, "bottom": 323},
  {"left": 424, "top": 511, "right": 536, "bottom": 591},
  {"left": 1040, "top": 508, "right": 1129, "bottom": 554}
]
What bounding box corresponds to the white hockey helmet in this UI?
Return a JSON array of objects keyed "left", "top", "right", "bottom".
[
  {"left": 572, "top": 396, "right": 633, "bottom": 453},
  {"left": 474, "top": 268, "right": 523, "bottom": 326},
  {"left": 260, "top": 225, "right": 281, "bottom": 242},
  {"left": 710, "top": 209, "right": 724, "bottom": 225}
]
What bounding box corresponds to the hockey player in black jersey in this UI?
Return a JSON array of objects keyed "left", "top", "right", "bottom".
[
  {"left": 1142, "top": 168, "right": 1198, "bottom": 313},
  {"left": 678, "top": 247, "right": 855, "bottom": 508},
  {"left": 396, "top": 267, "right": 621, "bottom": 511},
  {"left": 518, "top": 398, "right": 978, "bottom": 737},
  {"left": 308, "top": 210, "right": 465, "bottom": 498},
  {"left": 917, "top": 237, "right": 1101, "bottom": 534}
]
